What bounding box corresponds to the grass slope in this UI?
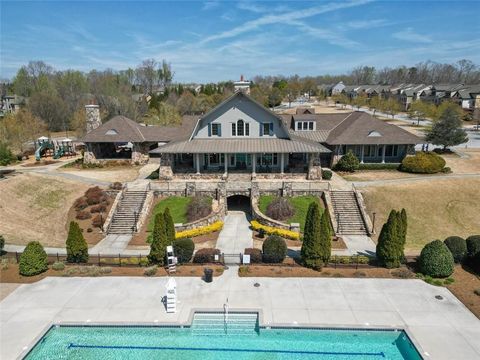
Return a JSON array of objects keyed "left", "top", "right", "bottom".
[
  {"left": 147, "top": 196, "right": 192, "bottom": 231},
  {"left": 258, "top": 195, "right": 323, "bottom": 231},
  {"left": 362, "top": 178, "right": 480, "bottom": 253}
]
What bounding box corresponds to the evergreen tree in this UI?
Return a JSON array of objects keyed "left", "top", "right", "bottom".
[
  {"left": 163, "top": 207, "right": 175, "bottom": 245},
  {"left": 319, "top": 211, "right": 332, "bottom": 263},
  {"left": 66, "top": 221, "right": 88, "bottom": 263},
  {"left": 425, "top": 103, "right": 468, "bottom": 150},
  {"left": 301, "top": 202, "right": 323, "bottom": 269},
  {"left": 148, "top": 213, "right": 168, "bottom": 265},
  {"left": 376, "top": 210, "right": 402, "bottom": 268},
  {"left": 399, "top": 208, "right": 407, "bottom": 253}
]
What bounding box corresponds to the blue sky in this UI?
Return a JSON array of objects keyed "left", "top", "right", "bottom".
[{"left": 1, "top": 0, "right": 480, "bottom": 82}]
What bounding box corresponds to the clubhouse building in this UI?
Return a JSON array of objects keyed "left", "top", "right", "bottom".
[{"left": 82, "top": 92, "right": 421, "bottom": 179}]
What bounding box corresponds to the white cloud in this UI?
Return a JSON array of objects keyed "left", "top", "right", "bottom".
[
  {"left": 200, "top": 0, "right": 373, "bottom": 44},
  {"left": 202, "top": 1, "right": 219, "bottom": 10},
  {"left": 392, "top": 27, "right": 432, "bottom": 43},
  {"left": 346, "top": 19, "right": 389, "bottom": 29}
]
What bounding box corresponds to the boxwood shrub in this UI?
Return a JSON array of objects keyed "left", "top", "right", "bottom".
[
  {"left": 419, "top": 240, "right": 454, "bottom": 278},
  {"left": 358, "top": 163, "right": 400, "bottom": 170},
  {"left": 173, "top": 238, "right": 195, "bottom": 263},
  {"left": 466, "top": 235, "right": 480, "bottom": 258},
  {"left": 244, "top": 248, "right": 262, "bottom": 263},
  {"left": 400, "top": 152, "right": 446, "bottom": 174},
  {"left": 443, "top": 236, "right": 467, "bottom": 263},
  {"left": 321, "top": 169, "right": 332, "bottom": 180},
  {"left": 193, "top": 248, "right": 220, "bottom": 264},
  {"left": 19, "top": 241, "right": 48, "bottom": 276},
  {"left": 262, "top": 235, "right": 287, "bottom": 263},
  {"left": 334, "top": 150, "right": 360, "bottom": 172}
]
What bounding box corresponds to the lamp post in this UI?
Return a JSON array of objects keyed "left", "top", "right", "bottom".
[{"left": 372, "top": 212, "right": 376, "bottom": 234}]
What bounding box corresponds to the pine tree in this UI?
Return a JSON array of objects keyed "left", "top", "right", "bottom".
[
  {"left": 163, "top": 207, "right": 175, "bottom": 244},
  {"left": 148, "top": 213, "right": 168, "bottom": 265},
  {"left": 301, "top": 202, "right": 323, "bottom": 269},
  {"left": 376, "top": 210, "right": 401, "bottom": 268},
  {"left": 425, "top": 103, "right": 468, "bottom": 150},
  {"left": 319, "top": 211, "right": 332, "bottom": 263},
  {"left": 66, "top": 221, "right": 88, "bottom": 263}
]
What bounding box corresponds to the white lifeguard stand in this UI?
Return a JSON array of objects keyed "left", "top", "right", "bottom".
[
  {"left": 165, "top": 277, "right": 177, "bottom": 313},
  {"left": 166, "top": 245, "right": 177, "bottom": 274}
]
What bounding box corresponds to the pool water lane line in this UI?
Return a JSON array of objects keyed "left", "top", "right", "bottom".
[{"left": 68, "top": 343, "right": 386, "bottom": 357}]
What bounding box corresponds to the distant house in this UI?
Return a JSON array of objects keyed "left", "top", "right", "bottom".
[
  {"left": 331, "top": 81, "right": 346, "bottom": 95},
  {"left": 451, "top": 85, "right": 480, "bottom": 111},
  {"left": 0, "top": 95, "right": 24, "bottom": 117},
  {"left": 233, "top": 75, "right": 251, "bottom": 94}
]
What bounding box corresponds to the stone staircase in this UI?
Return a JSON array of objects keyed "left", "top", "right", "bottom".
[
  {"left": 107, "top": 190, "right": 147, "bottom": 234},
  {"left": 330, "top": 190, "right": 368, "bottom": 235}
]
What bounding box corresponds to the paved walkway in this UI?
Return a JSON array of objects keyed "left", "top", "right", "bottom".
[
  {"left": 1, "top": 274, "right": 479, "bottom": 359},
  {"left": 216, "top": 211, "right": 253, "bottom": 254}
]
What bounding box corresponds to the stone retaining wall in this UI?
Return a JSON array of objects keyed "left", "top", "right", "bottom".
[
  {"left": 102, "top": 190, "right": 123, "bottom": 232},
  {"left": 174, "top": 199, "right": 226, "bottom": 231}
]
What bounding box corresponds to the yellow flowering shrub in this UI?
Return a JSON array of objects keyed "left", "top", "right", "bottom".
[
  {"left": 175, "top": 221, "right": 224, "bottom": 239},
  {"left": 250, "top": 220, "right": 300, "bottom": 240}
]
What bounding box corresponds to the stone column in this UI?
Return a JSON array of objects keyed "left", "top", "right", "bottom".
[
  {"left": 381, "top": 145, "right": 386, "bottom": 163},
  {"left": 196, "top": 153, "right": 200, "bottom": 174},
  {"left": 280, "top": 153, "right": 284, "bottom": 174},
  {"left": 360, "top": 145, "right": 365, "bottom": 164}
]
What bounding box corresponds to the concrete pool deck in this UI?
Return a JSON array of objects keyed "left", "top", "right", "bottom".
[{"left": 1, "top": 271, "right": 479, "bottom": 359}]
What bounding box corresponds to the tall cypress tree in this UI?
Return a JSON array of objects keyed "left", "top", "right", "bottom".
[
  {"left": 148, "top": 212, "right": 168, "bottom": 265},
  {"left": 376, "top": 210, "right": 401, "bottom": 268},
  {"left": 163, "top": 207, "right": 175, "bottom": 244},
  {"left": 319, "top": 211, "right": 332, "bottom": 263},
  {"left": 301, "top": 202, "right": 322, "bottom": 269},
  {"left": 398, "top": 208, "right": 407, "bottom": 260},
  {"left": 66, "top": 221, "right": 88, "bottom": 263}
]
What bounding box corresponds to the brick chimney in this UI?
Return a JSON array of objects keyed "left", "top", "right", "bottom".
[{"left": 85, "top": 101, "right": 101, "bottom": 133}]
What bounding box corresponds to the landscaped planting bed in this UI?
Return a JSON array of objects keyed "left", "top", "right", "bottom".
[{"left": 258, "top": 195, "right": 323, "bottom": 231}]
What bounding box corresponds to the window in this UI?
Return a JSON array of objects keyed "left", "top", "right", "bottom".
[
  {"left": 257, "top": 153, "right": 278, "bottom": 166},
  {"left": 296, "top": 122, "right": 302, "bottom": 130},
  {"left": 105, "top": 129, "right": 118, "bottom": 135},
  {"left": 209, "top": 154, "right": 220, "bottom": 165},
  {"left": 262, "top": 123, "right": 273, "bottom": 136},
  {"left": 296, "top": 121, "right": 314, "bottom": 131},
  {"left": 233, "top": 119, "right": 249, "bottom": 136},
  {"left": 237, "top": 119, "right": 245, "bottom": 136},
  {"left": 309, "top": 122, "right": 314, "bottom": 130},
  {"left": 211, "top": 123, "right": 220, "bottom": 136},
  {"left": 385, "top": 145, "right": 399, "bottom": 157}
]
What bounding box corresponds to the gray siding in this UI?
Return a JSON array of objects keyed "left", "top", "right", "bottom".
[{"left": 194, "top": 96, "right": 288, "bottom": 139}]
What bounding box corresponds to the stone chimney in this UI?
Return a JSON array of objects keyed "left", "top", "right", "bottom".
[{"left": 85, "top": 102, "right": 101, "bottom": 133}]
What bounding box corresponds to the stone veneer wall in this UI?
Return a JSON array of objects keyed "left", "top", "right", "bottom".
[
  {"left": 102, "top": 190, "right": 123, "bottom": 232},
  {"left": 135, "top": 191, "right": 154, "bottom": 232},
  {"left": 307, "top": 153, "right": 322, "bottom": 180}
]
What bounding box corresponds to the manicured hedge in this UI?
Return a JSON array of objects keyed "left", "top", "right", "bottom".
[
  {"left": 244, "top": 248, "right": 262, "bottom": 263},
  {"left": 400, "top": 152, "right": 446, "bottom": 174},
  {"left": 262, "top": 235, "right": 287, "bottom": 263},
  {"left": 251, "top": 220, "right": 300, "bottom": 240},
  {"left": 419, "top": 240, "right": 454, "bottom": 278},
  {"left": 321, "top": 169, "right": 332, "bottom": 180},
  {"left": 173, "top": 238, "right": 195, "bottom": 263},
  {"left": 175, "top": 221, "right": 223, "bottom": 239},
  {"left": 466, "top": 235, "right": 480, "bottom": 259},
  {"left": 193, "top": 248, "right": 220, "bottom": 263},
  {"left": 358, "top": 163, "right": 400, "bottom": 170},
  {"left": 19, "top": 241, "right": 48, "bottom": 276},
  {"left": 444, "top": 236, "right": 467, "bottom": 263}
]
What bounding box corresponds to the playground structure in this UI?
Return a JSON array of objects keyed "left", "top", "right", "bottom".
[{"left": 35, "top": 136, "right": 75, "bottom": 161}]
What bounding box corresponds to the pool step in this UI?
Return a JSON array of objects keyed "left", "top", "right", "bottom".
[{"left": 191, "top": 312, "right": 259, "bottom": 336}]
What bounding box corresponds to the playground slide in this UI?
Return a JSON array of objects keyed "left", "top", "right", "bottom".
[
  {"left": 53, "top": 147, "right": 64, "bottom": 159},
  {"left": 34, "top": 143, "right": 53, "bottom": 161}
]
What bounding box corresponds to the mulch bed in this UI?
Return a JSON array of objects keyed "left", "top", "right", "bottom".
[
  {"left": 447, "top": 265, "right": 480, "bottom": 319},
  {"left": 0, "top": 263, "right": 225, "bottom": 284}
]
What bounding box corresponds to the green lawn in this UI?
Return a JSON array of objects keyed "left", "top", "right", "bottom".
[
  {"left": 147, "top": 196, "right": 192, "bottom": 231},
  {"left": 258, "top": 195, "right": 323, "bottom": 232}
]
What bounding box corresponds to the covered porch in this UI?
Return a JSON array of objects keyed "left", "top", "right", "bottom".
[{"left": 331, "top": 144, "right": 415, "bottom": 165}]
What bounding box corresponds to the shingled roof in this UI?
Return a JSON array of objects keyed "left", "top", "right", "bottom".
[{"left": 82, "top": 115, "right": 197, "bottom": 143}]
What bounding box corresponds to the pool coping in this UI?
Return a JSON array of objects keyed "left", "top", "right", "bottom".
[{"left": 19, "top": 308, "right": 425, "bottom": 360}]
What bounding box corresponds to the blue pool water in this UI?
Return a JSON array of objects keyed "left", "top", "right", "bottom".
[{"left": 25, "top": 324, "right": 423, "bottom": 360}]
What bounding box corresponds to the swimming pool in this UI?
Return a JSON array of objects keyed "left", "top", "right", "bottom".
[{"left": 25, "top": 313, "right": 423, "bottom": 359}]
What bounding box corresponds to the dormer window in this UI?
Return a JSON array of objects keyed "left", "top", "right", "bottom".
[
  {"left": 261, "top": 122, "right": 273, "bottom": 136},
  {"left": 368, "top": 130, "right": 382, "bottom": 137},
  {"left": 105, "top": 129, "right": 118, "bottom": 135},
  {"left": 296, "top": 121, "right": 315, "bottom": 131}
]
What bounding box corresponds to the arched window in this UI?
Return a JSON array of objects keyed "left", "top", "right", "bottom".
[{"left": 237, "top": 119, "right": 244, "bottom": 136}]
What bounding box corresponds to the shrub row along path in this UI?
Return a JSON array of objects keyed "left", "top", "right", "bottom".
[{"left": 216, "top": 211, "right": 253, "bottom": 256}]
